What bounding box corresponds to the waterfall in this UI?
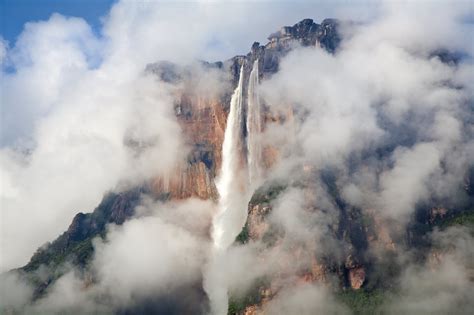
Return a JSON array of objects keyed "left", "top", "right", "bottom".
[
  {"left": 212, "top": 65, "right": 247, "bottom": 250},
  {"left": 206, "top": 65, "right": 247, "bottom": 315},
  {"left": 206, "top": 63, "right": 264, "bottom": 315},
  {"left": 246, "top": 60, "right": 262, "bottom": 188}
]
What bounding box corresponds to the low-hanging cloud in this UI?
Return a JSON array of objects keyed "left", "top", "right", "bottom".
[
  {"left": 1, "top": 0, "right": 473, "bottom": 314},
  {"left": 260, "top": 0, "right": 473, "bottom": 224},
  {"left": 383, "top": 226, "right": 474, "bottom": 314},
  {"left": 0, "top": 0, "right": 380, "bottom": 273}
]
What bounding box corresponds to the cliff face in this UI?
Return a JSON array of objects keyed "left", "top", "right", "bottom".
[
  {"left": 18, "top": 188, "right": 148, "bottom": 299},
  {"left": 237, "top": 176, "right": 473, "bottom": 314},
  {"left": 13, "top": 17, "right": 342, "bottom": 303},
  {"left": 24, "top": 188, "right": 147, "bottom": 269},
  {"left": 11, "top": 17, "right": 473, "bottom": 314},
  {"left": 144, "top": 61, "right": 227, "bottom": 200},
  {"left": 13, "top": 19, "right": 339, "bottom": 296},
  {"left": 146, "top": 18, "right": 341, "bottom": 201},
  {"left": 229, "top": 18, "right": 341, "bottom": 82},
  {"left": 150, "top": 94, "right": 226, "bottom": 200}
]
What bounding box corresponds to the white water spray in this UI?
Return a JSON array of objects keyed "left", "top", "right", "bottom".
[
  {"left": 246, "top": 60, "right": 263, "bottom": 188},
  {"left": 212, "top": 64, "right": 247, "bottom": 250},
  {"left": 206, "top": 63, "right": 264, "bottom": 315},
  {"left": 206, "top": 65, "right": 248, "bottom": 315}
]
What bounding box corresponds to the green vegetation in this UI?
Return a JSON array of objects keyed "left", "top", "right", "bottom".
[
  {"left": 23, "top": 234, "right": 99, "bottom": 273},
  {"left": 235, "top": 223, "right": 249, "bottom": 244},
  {"left": 227, "top": 278, "right": 268, "bottom": 315},
  {"left": 19, "top": 235, "right": 99, "bottom": 299},
  {"left": 439, "top": 211, "right": 474, "bottom": 230},
  {"left": 234, "top": 182, "right": 287, "bottom": 246},
  {"left": 249, "top": 182, "right": 287, "bottom": 206},
  {"left": 337, "top": 289, "right": 387, "bottom": 315},
  {"left": 69, "top": 236, "right": 96, "bottom": 267},
  {"left": 228, "top": 294, "right": 257, "bottom": 315}
]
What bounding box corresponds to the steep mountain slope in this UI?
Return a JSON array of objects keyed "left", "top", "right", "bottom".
[
  {"left": 4, "top": 18, "right": 473, "bottom": 315},
  {"left": 9, "top": 16, "right": 341, "bottom": 306}
]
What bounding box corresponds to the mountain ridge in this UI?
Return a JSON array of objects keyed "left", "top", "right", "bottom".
[{"left": 4, "top": 17, "right": 473, "bottom": 315}]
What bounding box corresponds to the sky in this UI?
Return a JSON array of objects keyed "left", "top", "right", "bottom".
[
  {"left": 0, "top": 0, "right": 115, "bottom": 44},
  {"left": 0, "top": 0, "right": 384, "bottom": 66}
]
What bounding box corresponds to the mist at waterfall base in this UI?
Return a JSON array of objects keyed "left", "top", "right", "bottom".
[
  {"left": 206, "top": 61, "right": 264, "bottom": 315},
  {"left": 2, "top": 1, "right": 474, "bottom": 314}
]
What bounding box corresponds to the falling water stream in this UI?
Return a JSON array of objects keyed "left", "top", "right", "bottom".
[
  {"left": 212, "top": 64, "right": 246, "bottom": 250},
  {"left": 207, "top": 62, "right": 262, "bottom": 315},
  {"left": 247, "top": 60, "right": 262, "bottom": 188}
]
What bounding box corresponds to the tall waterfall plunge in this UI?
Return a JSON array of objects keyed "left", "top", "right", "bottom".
[
  {"left": 206, "top": 63, "right": 263, "bottom": 315},
  {"left": 212, "top": 65, "right": 247, "bottom": 250},
  {"left": 206, "top": 65, "right": 247, "bottom": 315},
  {"left": 212, "top": 61, "right": 263, "bottom": 250},
  {"left": 247, "top": 60, "right": 263, "bottom": 189}
]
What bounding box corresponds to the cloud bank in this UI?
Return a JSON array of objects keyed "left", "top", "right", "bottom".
[{"left": 1, "top": 0, "right": 473, "bottom": 314}]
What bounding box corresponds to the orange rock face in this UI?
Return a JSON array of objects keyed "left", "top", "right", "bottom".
[
  {"left": 151, "top": 85, "right": 228, "bottom": 200},
  {"left": 148, "top": 78, "right": 295, "bottom": 201},
  {"left": 247, "top": 203, "right": 271, "bottom": 239},
  {"left": 365, "top": 208, "right": 397, "bottom": 251},
  {"left": 349, "top": 267, "right": 366, "bottom": 290},
  {"left": 177, "top": 94, "right": 227, "bottom": 174},
  {"left": 151, "top": 162, "right": 218, "bottom": 200},
  {"left": 310, "top": 260, "right": 328, "bottom": 283},
  {"left": 242, "top": 305, "right": 260, "bottom": 315}
]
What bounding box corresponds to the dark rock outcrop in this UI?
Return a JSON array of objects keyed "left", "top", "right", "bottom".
[
  {"left": 14, "top": 187, "right": 155, "bottom": 301},
  {"left": 226, "top": 18, "right": 340, "bottom": 86},
  {"left": 22, "top": 187, "right": 149, "bottom": 272}
]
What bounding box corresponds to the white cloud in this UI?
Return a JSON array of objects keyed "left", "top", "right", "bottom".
[
  {"left": 260, "top": 0, "right": 473, "bottom": 222},
  {"left": 0, "top": 0, "right": 473, "bottom": 314},
  {"left": 383, "top": 226, "right": 474, "bottom": 314},
  {"left": 0, "top": 0, "right": 380, "bottom": 272},
  {"left": 262, "top": 283, "right": 349, "bottom": 315}
]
